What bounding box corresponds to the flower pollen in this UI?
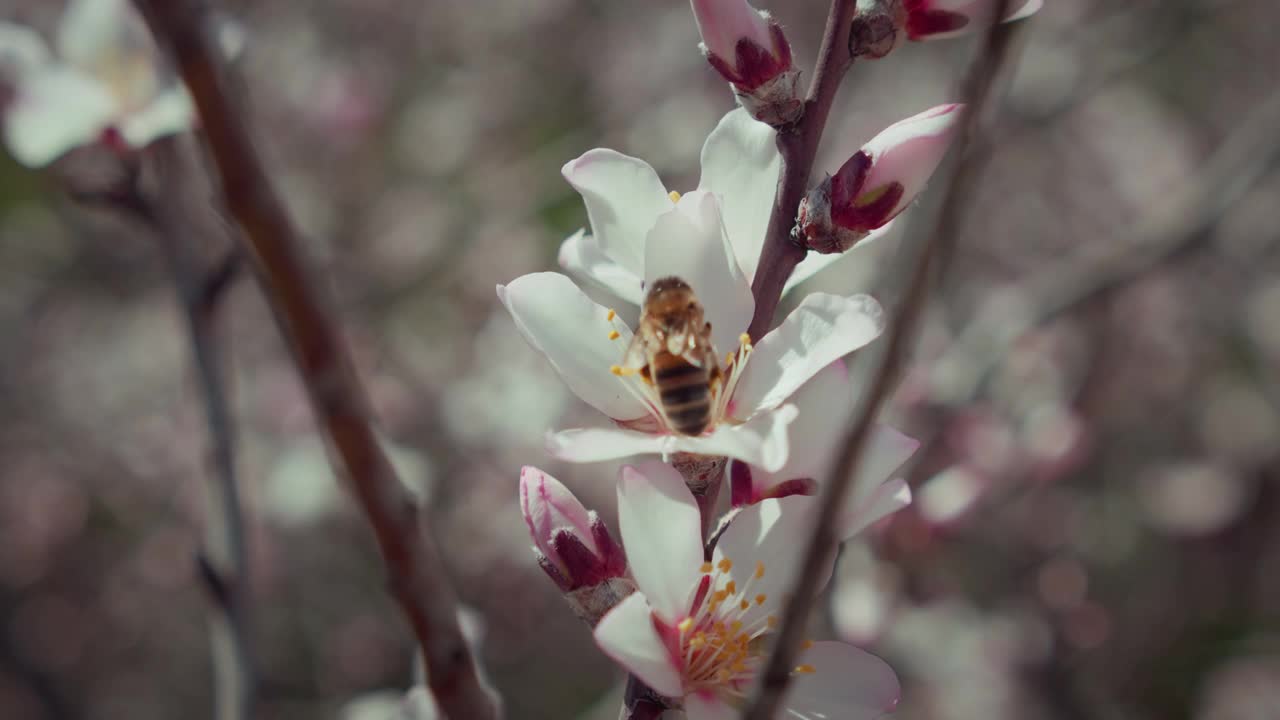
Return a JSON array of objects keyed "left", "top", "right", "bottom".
[{"left": 671, "top": 553, "right": 782, "bottom": 696}]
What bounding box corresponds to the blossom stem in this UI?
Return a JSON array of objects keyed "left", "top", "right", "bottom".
[
  {"left": 132, "top": 2, "right": 500, "bottom": 718},
  {"left": 745, "top": 0, "right": 859, "bottom": 341},
  {"left": 741, "top": 5, "right": 1020, "bottom": 719}
]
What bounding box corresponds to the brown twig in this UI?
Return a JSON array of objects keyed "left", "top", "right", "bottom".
[
  {"left": 741, "top": 5, "right": 1020, "bottom": 718},
  {"left": 71, "top": 142, "right": 254, "bottom": 720},
  {"left": 132, "top": 2, "right": 499, "bottom": 718},
  {"left": 745, "top": 0, "right": 859, "bottom": 341},
  {"left": 929, "top": 89, "right": 1280, "bottom": 405}
]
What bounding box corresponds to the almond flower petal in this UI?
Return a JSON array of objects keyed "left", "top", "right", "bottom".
[
  {"left": 616, "top": 462, "right": 704, "bottom": 621},
  {"left": 558, "top": 229, "right": 645, "bottom": 306},
  {"left": 905, "top": 0, "right": 1042, "bottom": 41},
  {"left": 690, "top": 0, "right": 774, "bottom": 67},
  {"left": 594, "top": 592, "right": 684, "bottom": 698},
  {"left": 696, "top": 107, "right": 780, "bottom": 283},
  {"left": 730, "top": 293, "right": 885, "bottom": 419},
  {"left": 799, "top": 104, "right": 962, "bottom": 254},
  {"left": 684, "top": 693, "right": 738, "bottom": 720},
  {"left": 118, "top": 85, "right": 196, "bottom": 149},
  {"left": 545, "top": 404, "right": 796, "bottom": 472},
  {"left": 497, "top": 272, "right": 647, "bottom": 422},
  {"left": 644, "top": 191, "right": 754, "bottom": 357},
  {"left": 2, "top": 65, "right": 116, "bottom": 167},
  {"left": 783, "top": 641, "right": 901, "bottom": 718},
  {"left": 561, "top": 149, "right": 672, "bottom": 276}
]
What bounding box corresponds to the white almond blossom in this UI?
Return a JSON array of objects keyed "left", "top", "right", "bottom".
[
  {"left": 594, "top": 461, "right": 901, "bottom": 719},
  {"left": 729, "top": 360, "right": 918, "bottom": 537},
  {"left": 555, "top": 107, "right": 897, "bottom": 310},
  {"left": 0, "top": 0, "right": 209, "bottom": 167},
  {"left": 499, "top": 109, "right": 889, "bottom": 471},
  {"left": 499, "top": 229, "right": 882, "bottom": 472}
]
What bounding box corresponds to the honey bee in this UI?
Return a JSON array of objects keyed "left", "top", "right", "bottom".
[{"left": 619, "top": 276, "right": 722, "bottom": 436}]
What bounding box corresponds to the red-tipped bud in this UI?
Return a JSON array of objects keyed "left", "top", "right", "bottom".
[
  {"left": 520, "top": 466, "right": 627, "bottom": 593},
  {"left": 797, "top": 103, "right": 962, "bottom": 254},
  {"left": 904, "top": 0, "right": 1041, "bottom": 41},
  {"left": 691, "top": 0, "right": 801, "bottom": 126}
]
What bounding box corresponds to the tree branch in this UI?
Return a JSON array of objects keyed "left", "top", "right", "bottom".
[
  {"left": 741, "top": 5, "right": 1020, "bottom": 718},
  {"left": 71, "top": 142, "right": 254, "bottom": 720},
  {"left": 745, "top": 0, "right": 859, "bottom": 341},
  {"left": 929, "top": 89, "right": 1280, "bottom": 405},
  {"left": 132, "top": 3, "right": 499, "bottom": 718}
]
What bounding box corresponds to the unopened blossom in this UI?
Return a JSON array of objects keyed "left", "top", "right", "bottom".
[
  {"left": 904, "top": 0, "right": 1042, "bottom": 41},
  {"left": 593, "top": 461, "right": 901, "bottom": 718},
  {"left": 729, "top": 361, "right": 918, "bottom": 536},
  {"left": 690, "top": 0, "right": 800, "bottom": 126},
  {"left": 500, "top": 191, "right": 884, "bottom": 471},
  {"left": 520, "top": 466, "right": 627, "bottom": 592},
  {"left": 798, "top": 104, "right": 963, "bottom": 254},
  {"left": 557, "top": 108, "right": 898, "bottom": 310},
  {"left": 520, "top": 467, "right": 634, "bottom": 625},
  {"left": 0, "top": 0, "right": 209, "bottom": 167}
]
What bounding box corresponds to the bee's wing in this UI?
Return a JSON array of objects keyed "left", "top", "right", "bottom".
[
  {"left": 671, "top": 319, "right": 717, "bottom": 369},
  {"left": 619, "top": 329, "right": 652, "bottom": 371}
]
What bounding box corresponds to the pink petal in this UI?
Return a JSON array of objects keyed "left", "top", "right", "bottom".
[
  {"left": 594, "top": 592, "right": 684, "bottom": 698},
  {"left": 617, "top": 462, "right": 703, "bottom": 621},
  {"left": 519, "top": 466, "right": 596, "bottom": 558},
  {"left": 690, "top": 0, "right": 774, "bottom": 64},
  {"left": 858, "top": 104, "right": 964, "bottom": 224}
]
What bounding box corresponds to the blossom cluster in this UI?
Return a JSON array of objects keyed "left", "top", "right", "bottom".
[
  {"left": 501, "top": 2, "right": 1040, "bottom": 717},
  {"left": 0, "top": 0, "right": 1039, "bottom": 716}
]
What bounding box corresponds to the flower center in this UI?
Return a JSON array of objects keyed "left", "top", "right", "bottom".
[
  {"left": 605, "top": 306, "right": 754, "bottom": 436},
  {"left": 672, "top": 556, "right": 815, "bottom": 696}
]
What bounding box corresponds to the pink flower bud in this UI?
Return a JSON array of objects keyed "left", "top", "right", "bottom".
[
  {"left": 904, "top": 0, "right": 1042, "bottom": 41},
  {"left": 691, "top": 0, "right": 801, "bottom": 126},
  {"left": 519, "top": 466, "right": 626, "bottom": 592},
  {"left": 798, "top": 103, "right": 963, "bottom": 254}
]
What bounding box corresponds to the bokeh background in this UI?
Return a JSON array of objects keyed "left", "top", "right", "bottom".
[{"left": 2, "top": 0, "right": 1279, "bottom": 718}]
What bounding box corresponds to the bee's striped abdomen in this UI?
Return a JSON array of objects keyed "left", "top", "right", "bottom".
[{"left": 653, "top": 356, "right": 712, "bottom": 436}]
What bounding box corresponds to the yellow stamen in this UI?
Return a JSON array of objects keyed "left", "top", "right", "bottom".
[
  {"left": 678, "top": 618, "right": 693, "bottom": 633},
  {"left": 669, "top": 190, "right": 682, "bottom": 203},
  {"left": 611, "top": 365, "right": 637, "bottom": 376},
  {"left": 700, "top": 561, "right": 713, "bottom": 574},
  {"left": 755, "top": 594, "right": 767, "bottom": 606},
  {"left": 739, "top": 599, "right": 750, "bottom": 610},
  {"left": 608, "top": 330, "right": 620, "bottom": 340},
  {"left": 717, "top": 558, "right": 733, "bottom": 573},
  {"left": 794, "top": 664, "right": 816, "bottom": 674},
  {"left": 725, "top": 580, "right": 736, "bottom": 595},
  {"left": 606, "top": 309, "right": 616, "bottom": 321},
  {"left": 767, "top": 615, "right": 779, "bottom": 629},
  {"left": 755, "top": 561, "right": 765, "bottom": 579}
]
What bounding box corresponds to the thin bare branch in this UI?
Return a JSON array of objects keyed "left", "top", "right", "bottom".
[
  {"left": 745, "top": 0, "right": 859, "bottom": 341},
  {"left": 741, "top": 5, "right": 1020, "bottom": 718},
  {"left": 71, "top": 143, "right": 254, "bottom": 720},
  {"left": 131, "top": 2, "right": 499, "bottom": 718},
  {"left": 930, "top": 89, "right": 1280, "bottom": 405}
]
